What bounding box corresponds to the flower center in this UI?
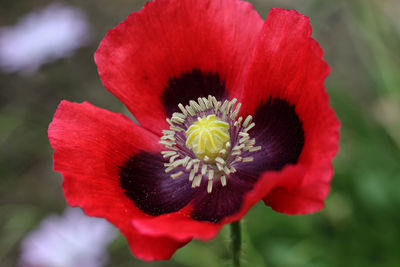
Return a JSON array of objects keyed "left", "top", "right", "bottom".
[
  {"left": 185, "top": 115, "right": 230, "bottom": 162},
  {"left": 159, "top": 96, "right": 261, "bottom": 193}
]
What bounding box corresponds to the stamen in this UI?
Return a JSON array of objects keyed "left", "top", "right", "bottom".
[
  {"left": 220, "top": 175, "right": 227, "bottom": 186},
  {"left": 165, "top": 165, "right": 175, "bottom": 173},
  {"left": 173, "top": 112, "right": 186, "bottom": 119},
  {"left": 244, "top": 122, "right": 255, "bottom": 132},
  {"left": 225, "top": 142, "right": 231, "bottom": 150},
  {"left": 234, "top": 116, "right": 243, "bottom": 127},
  {"left": 201, "top": 164, "right": 207, "bottom": 176},
  {"left": 178, "top": 103, "right": 188, "bottom": 116},
  {"left": 228, "top": 98, "right": 237, "bottom": 114},
  {"left": 249, "top": 146, "right": 262, "bottom": 152},
  {"left": 186, "top": 105, "right": 196, "bottom": 116},
  {"left": 198, "top": 97, "right": 206, "bottom": 110},
  {"left": 220, "top": 100, "right": 229, "bottom": 114},
  {"left": 231, "top": 150, "right": 241, "bottom": 156},
  {"left": 193, "top": 162, "right": 200, "bottom": 173},
  {"left": 171, "top": 116, "right": 184, "bottom": 124},
  {"left": 214, "top": 101, "right": 221, "bottom": 113},
  {"left": 216, "top": 163, "right": 224, "bottom": 171},
  {"left": 208, "top": 169, "right": 214, "bottom": 180},
  {"left": 233, "top": 156, "right": 242, "bottom": 163},
  {"left": 207, "top": 180, "right": 213, "bottom": 193},
  {"left": 162, "top": 130, "right": 175, "bottom": 135},
  {"left": 161, "top": 151, "right": 176, "bottom": 158},
  {"left": 159, "top": 140, "right": 174, "bottom": 146},
  {"left": 169, "top": 154, "right": 179, "bottom": 163},
  {"left": 190, "top": 100, "right": 201, "bottom": 112},
  {"left": 223, "top": 166, "right": 231, "bottom": 175},
  {"left": 242, "top": 157, "right": 254, "bottom": 162},
  {"left": 189, "top": 169, "right": 196, "bottom": 181},
  {"left": 160, "top": 95, "right": 263, "bottom": 193},
  {"left": 243, "top": 115, "right": 253, "bottom": 128},
  {"left": 203, "top": 97, "right": 212, "bottom": 109},
  {"left": 171, "top": 171, "right": 184, "bottom": 179},
  {"left": 230, "top": 103, "right": 241, "bottom": 120},
  {"left": 170, "top": 125, "right": 184, "bottom": 132},
  {"left": 215, "top": 157, "right": 225, "bottom": 165},
  {"left": 161, "top": 135, "right": 175, "bottom": 141},
  {"left": 192, "top": 174, "right": 202, "bottom": 188}
]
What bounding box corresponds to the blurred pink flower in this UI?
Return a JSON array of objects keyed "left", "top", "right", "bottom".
[
  {"left": 0, "top": 3, "right": 90, "bottom": 75},
  {"left": 19, "top": 208, "right": 117, "bottom": 267}
]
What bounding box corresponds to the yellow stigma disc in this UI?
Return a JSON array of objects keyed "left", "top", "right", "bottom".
[{"left": 185, "top": 115, "right": 230, "bottom": 161}]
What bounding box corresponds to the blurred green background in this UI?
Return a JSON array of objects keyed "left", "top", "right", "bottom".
[{"left": 1, "top": 0, "right": 400, "bottom": 266}]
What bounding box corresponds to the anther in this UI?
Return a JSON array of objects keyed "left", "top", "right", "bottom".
[
  {"left": 190, "top": 100, "right": 201, "bottom": 112},
  {"left": 215, "top": 157, "right": 225, "bottom": 165},
  {"left": 161, "top": 135, "right": 175, "bottom": 141},
  {"left": 210, "top": 95, "right": 218, "bottom": 108},
  {"left": 171, "top": 116, "right": 184, "bottom": 124},
  {"left": 216, "top": 163, "right": 224, "bottom": 171},
  {"left": 228, "top": 98, "right": 237, "bottom": 113},
  {"left": 208, "top": 169, "right": 214, "bottom": 180},
  {"left": 201, "top": 164, "right": 207, "bottom": 176},
  {"left": 207, "top": 180, "right": 213, "bottom": 193},
  {"left": 171, "top": 171, "right": 184, "bottom": 179},
  {"left": 223, "top": 166, "right": 231, "bottom": 175},
  {"left": 230, "top": 103, "right": 241, "bottom": 120},
  {"left": 178, "top": 103, "right": 188, "bottom": 116},
  {"left": 235, "top": 116, "right": 243, "bottom": 127},
  {"left": 169, "top": 154, "right": 179, "bottom": 163},
  {"left": 189, "top": 169, "right": 196, "bottom": 181},
  {"left": 225, "top": 142, "right": 231, "bottom": 150},
  {"left": 192, "top": 174, "right": 202, "bottom": 188},
  {"left": 186, "top": 105, "right": 196, "bottom": 116},
  {"left": 220, "top": 175, "right": 227, "bottom": 186},
  {"left": 203, "top": 97, "right": 212, "bottom": 109},
  {"left": 214, "top": 101, "right": 221, "bottom": 113},
  {"left": 231, "top": 150, "right": 241, "bottom": 156},
  {"left": 244, "top": 122, "right": 255, "bottom": 132},
  {"left": 159, "top": 140, "right": 175, "bottom": 146},
  {"left": 220, "top": 100, "right": 229, "bottom": 114},
  {"left": 249, "top": 146, "right": 262, "bottom": 152},
  {"left": 198, "top": 97, "right": 206, "bottom": 110},
  {"left": 242, "top": 115, "right": 252, "bottom": 128},
  {"left": 233, "top": 144, "right": 244, "bottom": 151},
  {"left": 162, "top": 130, "right": 175, "bottom": 135},
  {"left": 242, "top": 157, "right": 254, "bottom": 162},
  {"left": 193, "top": 163, "right": 200, "bottom": 173},
  {"left": 165, "top": 165, "right": 175, "bottom": 173},
  {"left": 161, "top": 151, "right": 176, "bottom": 158},
  {"left": 172, "top": 112, "right": 186, "bottom": 119},
  {"left": 170, "top": 125, "right": 184, "bottom": 132},
  {"left": 233, "top": 156, "right": 242, "bottom": 163}
]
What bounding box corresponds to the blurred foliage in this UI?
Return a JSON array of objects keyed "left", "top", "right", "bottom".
[{"left": 1, "top": 0, "right": 400, "bottom": 266}]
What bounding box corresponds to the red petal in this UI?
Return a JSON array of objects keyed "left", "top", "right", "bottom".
[
  {"left": 121, "top": 222, "right": 190, "bottom": 261},
  {"left": 49, "top": 101, "right": 187, "bottom": 260},
  {"left": 132, "top": 207, "right": 223, "bottom": 242},
  {"left": 238, "top": 9, "right": 340, "bottom": 214},
  {"left": 95, "top": 0, "right": 263, "bottom": 135}
]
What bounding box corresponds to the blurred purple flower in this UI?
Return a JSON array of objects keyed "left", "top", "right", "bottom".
[
  {"left": 0, "top": 3, "right": 91, "bottom": 75},
  {"left": 19, "top": 208, "right": 117, "bottom": 267}
]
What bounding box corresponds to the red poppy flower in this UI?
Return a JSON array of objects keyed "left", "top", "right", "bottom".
[{"left": 48, "top": 0, "right": 339, "bottom": 261}]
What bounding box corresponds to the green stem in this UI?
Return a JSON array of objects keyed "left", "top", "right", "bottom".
[{"left": 230, "top": 221, "right": 241, "bottom": 267}]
